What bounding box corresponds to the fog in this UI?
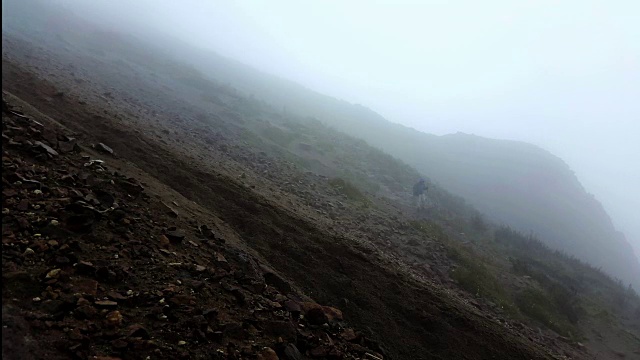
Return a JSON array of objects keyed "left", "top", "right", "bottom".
[{"left": 57, "top": 0, "right": 640, "bottom": 257}]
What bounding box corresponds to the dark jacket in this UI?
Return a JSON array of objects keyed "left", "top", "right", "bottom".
[{"left": 413, "top": 181, "right": 427, "bottom": 196}]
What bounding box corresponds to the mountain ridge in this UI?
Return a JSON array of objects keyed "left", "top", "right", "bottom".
[{"left": 161, "top": 40, "right": 640, "bottom": 287}]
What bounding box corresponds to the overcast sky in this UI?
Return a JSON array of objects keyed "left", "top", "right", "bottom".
[{"left": 64, "top": 0, "right": 640, "bottom": 256}]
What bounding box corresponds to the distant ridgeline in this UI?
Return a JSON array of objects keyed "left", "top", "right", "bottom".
[{"left": 169, "top": 44, "right": 640, "bottom": 289}]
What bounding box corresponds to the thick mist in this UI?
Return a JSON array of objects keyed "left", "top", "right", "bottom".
[{"left": 48, "top": 0, "right": 640, "bottom": 259}]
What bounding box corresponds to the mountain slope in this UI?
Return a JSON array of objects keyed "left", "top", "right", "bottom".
[
  {"left": 3, "top": 1, "right": 640, "bottom": 358},
  {"left": 140, "top": 29, "right": 640, "bottom": 289}
]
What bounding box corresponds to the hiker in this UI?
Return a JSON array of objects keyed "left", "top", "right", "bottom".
[{"left": 413, "top": 178, "right": 428, "bottom": 210}]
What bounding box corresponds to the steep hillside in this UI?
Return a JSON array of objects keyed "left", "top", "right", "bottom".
[
  {"left": 77, "top": 9, "right": 640, "bottom": 289},
  {"left": 3, "top": 1, "right": 640, "bottom": 359}
]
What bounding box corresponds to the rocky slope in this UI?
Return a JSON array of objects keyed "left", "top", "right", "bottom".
[
  {"left": 1, "top": 97, "right": 385, "bottom": 360},
  {"left": 108, "top": 13, "right": 640, "bottom": 288},
  {"left": 3, "top": 1, "right": 639, "bottom": 358},
  {"left": 2, "top": 41, "right": 583, "bottom": 360}
]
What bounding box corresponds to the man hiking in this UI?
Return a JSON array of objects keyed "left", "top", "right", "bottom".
[{"left": 413, "top": 178, "right": 428, "bottom": 210}]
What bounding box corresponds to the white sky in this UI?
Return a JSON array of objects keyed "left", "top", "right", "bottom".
[{"left": 64, "top": 0, "right": 640, "bottom": 256}]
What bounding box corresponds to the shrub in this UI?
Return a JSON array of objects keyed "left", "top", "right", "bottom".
[{"left": 515, "top": 288, "right": 580, "bottom": 338}]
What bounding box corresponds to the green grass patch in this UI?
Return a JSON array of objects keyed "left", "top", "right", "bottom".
[
  {"left": 328, "top": 177, "right": 370, "bottom": 205},
  {"left": 261, "top": 125, "right": 298, "bottom": 147},
  {"left": 515, "top": 287, "right": 581, "bottom": 339}
]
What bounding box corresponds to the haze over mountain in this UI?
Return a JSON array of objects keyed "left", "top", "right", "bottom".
[
  {"left": 4, "top": 0, "right": 640, "bottom": 357},
  {"left": 57, "top": 0, "right": 640, "bottom": 262}
]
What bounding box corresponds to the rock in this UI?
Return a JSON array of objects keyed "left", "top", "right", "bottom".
[
  {"left": 283, "top": 344, "right": 302, "bottom": 360},
  {"left": 58, "top": 138, "right": 78, "bottom": 153},
  {"left": 223, "top": 322, "right": 245, "bottom": 339},
  {"left": 199, "top": 225, "right": 216, "bottom": 239},
  {"left": 45, "top": 268, "right": 62, "bottom": 279},
  {"left": 340, "top": 328, "right": 359, "bottom": 342},
  {"left": 168, "top": 295, "right": 196, "bottom": 306},
  {"left": 75, "top": 261, "right": 97, "bottom": 275},
  {"left": 65, "top": 213, "right": 95, "bottom": 233},
  {"left": 158, "top": 235, "right": 171, "bottom": 248},
  {"left": 257, "top": 347, "right": 279, "bottom": 360},
  {"left": 107, "top": 291, "right": 128, "bottom": 301},
  {"left": 127, "top": 324, "right": 150, "bottom": 339},
  {"left": 75, "top": 305, "right": 98, "bottom": 319},
  {"left": 364, "top": 353, "right": 384, "bottom": 360},
  {"left": 165, "top": 229, "right": 186, "bottom": 243},
  {"left": 33, "top": 141, "right": 59, "bottom": 156},
  {"left": 111, "top": 339, "right": 129, "bottom": 350},
  {"left": 215, "top": 253, "right": 230, "bottom": 270},
  {"left": 17, "top": 199, "right": 29, "bottom": 211},
  {"left": 95, "top": 300, "right": 118, "bottom": 308},
  {"left": 283, "top": 300, "right": 301, "bottom": 316},
  {"left": 117, "top": 180, "right": 144, "bottom": 196},
  {"left": 263, "top": 320, "right": 296, "bottom": 340},
  {"left": 203, "top": 308, "right": 218, "bottom": 323},
  {"left": 309, "top": 345, "right": 330, "bottom": 357},
  {"left": 161, "top": 202, "right": 179, "bottom": 218},
  {"left": 105, "top": 310, "right": 123, "bottom": 327},
  {"left": 94, "top": 190, "right": 115, "bottom": 208},
  {"left": 95, "top": 143, "right": 113, "bottom": 154},
  {"left": 305, "top": 307, "right": 329, "bottom": 325},
  {"left": 263, "top": 270, "right": 292, "bottom": 294},
  {"left": 301, "top": 302, "right": 343, "bottom": 324}
]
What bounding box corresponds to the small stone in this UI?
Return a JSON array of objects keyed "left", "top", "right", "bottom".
[
  {"left": 32, "top": 297, "right": 42, "bottom": 302},
  {"left": 215, "top": 253, "right": 230, "bottom": 270},
  {"left": 177, "top": 340, "right": 186, "bottom": 346},
  {"left": 111, "top": 339, "right": 128, "bottom": 350},
  {"left": 341, "top": 328, "right": 359, "bottom": 342},
  {"left": 75, "top": 261, "right": 96, "bottom": 275},
  {"left": 50, "top": 219, "right": 60, "bottom": 226},
  {"left": 158, "top": 235, "right": 170, "bottom": 248},
  {"left": 45, "top": 268, "right": 62, "bottom": 279},
  {"left": 105, "top": 310, "right": 123, "bottom": 327},
  {"left": 23, "top": 248, "right": 35, "bottom": 256},
  {"left": 257, "top": 347, "right": 279, "bottom": 360},
  {"left": 95, "top": 300, "right": 118, "bottom": 308},
  {"left": 364, "top": 353, "right": 384, "bottom": 360},
  {"left": 96, "top": 143, "right": 114, "bottom": 154}
]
